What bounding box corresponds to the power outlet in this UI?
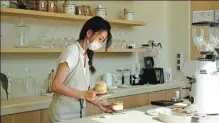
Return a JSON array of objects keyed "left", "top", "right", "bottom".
[{"left": 177, "top": 53, "right": 184, "bottom": 71}]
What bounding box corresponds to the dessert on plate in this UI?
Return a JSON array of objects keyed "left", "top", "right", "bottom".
[
  {"left": 112, "top": 101, "right": 124, "bottom": 111},
  {"left": 95, "top": 82, "right": 107, "bottom": 94}
]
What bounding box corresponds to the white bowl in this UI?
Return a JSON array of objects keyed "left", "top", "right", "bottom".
[{"left": 158, "top": 111, "right": 192, "bottom": 123}]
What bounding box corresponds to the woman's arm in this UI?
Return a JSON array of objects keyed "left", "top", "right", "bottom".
[{"left": 51, "top": 62, "right": 95, "bottom": 101}]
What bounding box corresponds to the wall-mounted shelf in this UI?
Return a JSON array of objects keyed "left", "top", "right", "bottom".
[
  {"left": 1, "top": 48, "right": 148, "bottom": 53},
  {"left": 1, "top": 8, "right": 146, "bottom": 26}
]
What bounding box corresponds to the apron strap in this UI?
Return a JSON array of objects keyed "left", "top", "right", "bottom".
[{"left": 79, "top": 99, "right": 83, "bottom": 118}]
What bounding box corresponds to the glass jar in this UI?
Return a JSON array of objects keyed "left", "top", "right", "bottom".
[{"left": 15, "top": 19, "right": 30, "bottom": 48}]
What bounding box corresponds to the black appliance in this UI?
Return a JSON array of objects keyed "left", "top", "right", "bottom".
[
  {"left": 138, "top": 68, "right": 164, "bottom": 85},
  {"left": 144, "top": 57, "right": 154, "bottom": 68}
]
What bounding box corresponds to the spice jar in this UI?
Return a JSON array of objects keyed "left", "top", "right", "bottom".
[
  {"left": 47, "top": 0, "right": 57, "bottom": 12},
  {"left": 37, "top": 0, "right": 47, "bottom": 11},
  {"left": 94, "top": 5, "right": 107, "bottom": 18},
  {"left": 124, "top": 8, "right": 134, "bottom": 20},
  {"left": 76, "top": 6, "right": 82, "bottom": 15},
  {"left": 84, "top": 5, "right": 91, "bottom": 16},
  {"left": 63, "top": 1, "right": 76, "bottom": 15}
]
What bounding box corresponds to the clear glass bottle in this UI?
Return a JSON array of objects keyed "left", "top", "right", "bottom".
[
  {"left": 1, "top": 34, "right": 4, "bottom": 48},
  {"left": 25, "top": 67, "right": 35, "bottom": 96},
  {"left": 16, "top": 18, "right": 30, "bottom": 47},
  {"left": 7, "top": 72, "right": 13, "bottom": 100}
]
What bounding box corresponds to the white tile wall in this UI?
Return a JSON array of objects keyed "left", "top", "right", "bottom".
[{"left": 1, "top": 1, "right": 190, "bottom": 99}]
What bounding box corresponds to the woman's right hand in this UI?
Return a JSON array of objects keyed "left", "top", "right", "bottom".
[{"left": 84, "top": 89, "right": 99, "bottom": 102}]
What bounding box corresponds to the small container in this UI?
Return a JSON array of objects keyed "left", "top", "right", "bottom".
[
  {"left": 124, "top": 8, "right": 134, "bottom": 21},
  {"left": 37, "top": 0, "right": 47, "bottom": 11},
  {"left": 0, "top": 0, "right": 10, "bottom": 8},
  {"left": 94, "top": 5, "right": 107, "bottom": 18},
  {"left": 47, "top": 0, "right": 57, "bottom": 12},
  {"left": 63, "top": 2, "right": 76, "bottom": 15},
  {"left": 83, "top": 5, "right": 91, "bottom": 16},
  {"left": 76, "top": 6, "right": 82, "bottom": 15}
]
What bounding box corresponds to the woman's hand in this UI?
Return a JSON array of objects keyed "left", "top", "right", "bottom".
[
  {"left": 84, "top": 89, "right": 99, "bottom": 102},
  {"left": 99, "top": 102, "right": 117, "bottom": 114}
]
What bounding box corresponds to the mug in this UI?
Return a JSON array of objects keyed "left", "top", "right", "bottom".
[{"left": 164, "top": 68, "right": 172, "bottom": 82}]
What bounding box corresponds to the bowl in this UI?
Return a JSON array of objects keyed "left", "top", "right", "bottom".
[{"left": 158, "top": 111, "right": 192, "bottom": 123}]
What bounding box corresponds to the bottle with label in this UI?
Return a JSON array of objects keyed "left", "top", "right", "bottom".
[
  {"left": 47, "top": 0, "right": 57, "bottom": 12},
  {"left": 37, "top": 0, "right": 47, "bottom": 11},
  {"left": 48, "top": 69, "right": 55, "bottom": 93}
]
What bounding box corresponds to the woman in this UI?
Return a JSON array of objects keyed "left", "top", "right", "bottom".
[{"left": 49, "top": 16, "right": 114, "bottom": 122}]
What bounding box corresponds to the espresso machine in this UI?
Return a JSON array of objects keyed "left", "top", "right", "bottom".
[{"left": 183, "top": 21, "right": 219, "bottom": 115}]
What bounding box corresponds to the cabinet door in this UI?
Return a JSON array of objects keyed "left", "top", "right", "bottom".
[
  {"left": 149, "top": 91, "right": 166, "bottom": 103},
  {"left": 166, "top": 88, "right": 180, "bottom": 100},
  {"left": 85, "top": 103, "right": 103, "bottom": 116},
  {"left": 41, "top": 109, "right": 51, "bottom": 123},
  {"left": 139, "top": 93, "right": 149, "bottom": 106},
  {"left": 1, "top": 115, "right": 12, "bottom": 123},
  {"left": 11, "top": 110, "right": 41, "bottom": 123}
]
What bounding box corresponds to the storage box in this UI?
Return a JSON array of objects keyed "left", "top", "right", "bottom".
[{"left": 193, "top": 10, "right": 214, "bottom": 23}]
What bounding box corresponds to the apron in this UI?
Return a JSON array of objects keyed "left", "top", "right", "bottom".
[{"left": 49, "top": 42, "right": 90, "bottom": 123}]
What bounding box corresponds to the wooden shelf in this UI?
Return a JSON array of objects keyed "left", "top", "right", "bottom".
[
  {"left": 1, "top": 48, "right": 148, "bottom": 53},
  {"left": 1, "top": 8, "right": 146, "bottom": 26}
]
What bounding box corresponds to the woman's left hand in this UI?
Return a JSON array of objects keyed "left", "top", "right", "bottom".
[{"left": 100, "top": 102, "right": 117, "bottom": 114}]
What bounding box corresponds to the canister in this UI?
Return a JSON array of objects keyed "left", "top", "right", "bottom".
[
  {"left": 124, "top": 9, "right": 134, "bottom": 20},
  {"left": 94, "top": 5, "right": 107, "bottom": 18},
  {"left": 63, "top": 2, "right": 76, "bottom": 15}
]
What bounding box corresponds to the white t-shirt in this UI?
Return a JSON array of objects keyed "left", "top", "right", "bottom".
[{"left": 57, "top": 42, "right": 89, "bottom": 76}]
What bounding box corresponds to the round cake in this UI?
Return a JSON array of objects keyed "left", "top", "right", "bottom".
[
  {"left": 112, "top": 102, "right": 124, "bottom": 111},
  {"left": 95, "top": 82, "right": 107, "bottom": 94}
]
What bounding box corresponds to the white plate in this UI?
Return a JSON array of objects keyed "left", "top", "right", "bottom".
[{"left": 146, "top": 107, "right": 172, "bottom": 116}]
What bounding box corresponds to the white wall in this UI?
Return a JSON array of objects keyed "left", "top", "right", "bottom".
[{"left": 1, "top": 1, "right": 190, "bottom": 99}]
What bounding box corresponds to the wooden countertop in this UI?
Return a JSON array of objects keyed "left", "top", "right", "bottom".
[{"left": 1, "top": 82, "right": 186, "bottom": 116}]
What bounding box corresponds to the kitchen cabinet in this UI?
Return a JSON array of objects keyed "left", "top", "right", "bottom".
[
  {"left": 166, "top": 88, "right": 180, "bottom": 100},
  {"left": 85, "top": 88, "right": 179, "bottom": 116},
  {"left": 190, "top": 1, "right": 219, "bottom": 60},
  {"left": 1, "top": 88, "right": 180, "bottom": 122},
  {"left": 1, "top": 109, "right": 51, "bottom": 123}
]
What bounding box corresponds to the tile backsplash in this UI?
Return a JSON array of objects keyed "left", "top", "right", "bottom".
[{"left": 1, "top": 1, "right": 190, "bottom": 99}]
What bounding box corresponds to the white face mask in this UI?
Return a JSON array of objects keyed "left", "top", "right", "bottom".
[{"left": 87, "top": 39, "right": 102, "bottom": 51}]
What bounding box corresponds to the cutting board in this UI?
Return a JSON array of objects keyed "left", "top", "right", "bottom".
[{"left": 90, "top": 110, "right": 163, "bottom": 123}]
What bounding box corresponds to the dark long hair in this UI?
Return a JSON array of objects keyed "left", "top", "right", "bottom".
[{"left": 78, "top": 16, "right": 112, "bottom": 74}]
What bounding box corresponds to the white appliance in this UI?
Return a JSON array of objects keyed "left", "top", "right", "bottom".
[
  {"left": 102, "top": 73, "right": 118, "bottom": 89},
  {"left": 164, "top": 68, "right": 173, "bottom": 82},
  {"left": 193, "top": 10, "right": 214, "bottom": 23},
  {"left": 183, "top": 21, "right": 219, "bottom": 115}
]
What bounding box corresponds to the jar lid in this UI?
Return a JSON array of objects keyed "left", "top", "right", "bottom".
[
  {"left": 64, "top": 0, "right": 75, "bottom": 4},
  {"left": 95, "top": 5, "right": 106, "bottom": 9}
]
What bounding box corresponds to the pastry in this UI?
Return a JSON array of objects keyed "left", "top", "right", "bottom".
[
  {"left": 95, "top": 82, "right": 107, "bottom": 94},
  {"left": 112, "top": 102, "right": 124, "bottom": 111}
]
